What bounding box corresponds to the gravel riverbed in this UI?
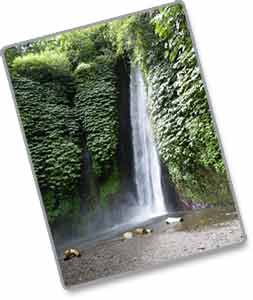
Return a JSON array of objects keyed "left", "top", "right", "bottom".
[{"left": 59, "top": 209, "right": 245, "bottom": 287}]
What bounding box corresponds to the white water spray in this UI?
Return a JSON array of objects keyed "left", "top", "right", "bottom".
[{"left": 130, "top": 65, "right": 167, "bottom": 215}]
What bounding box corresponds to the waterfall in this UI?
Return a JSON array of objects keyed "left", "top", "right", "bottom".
[
  {"left": 130, "top": 64, "right": 167, "bottom": 215},
  {"left": 53, "top": 64, "right": 171, "bottom": 252}
]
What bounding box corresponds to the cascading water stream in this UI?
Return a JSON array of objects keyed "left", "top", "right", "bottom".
[
  {"left": 130, "top": 64, "right": 167, "bottom": 215},
  {"left": 53, "top": 64, "right": 170, "bottom": 253}
]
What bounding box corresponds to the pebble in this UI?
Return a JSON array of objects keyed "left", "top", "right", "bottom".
[{"left": 122, "top": 232, "right": 133, "bottom": 240}]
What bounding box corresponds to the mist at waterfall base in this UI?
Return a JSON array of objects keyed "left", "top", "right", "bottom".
[{"left": 52, "top": 64, "right": 181, "bottom": 253}]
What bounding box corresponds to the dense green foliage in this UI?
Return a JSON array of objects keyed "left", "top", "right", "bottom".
[
  {"left": 5, "top": 3, "right": 234, "bottom": 223},
  {"left": 12, "top": 51, "right": 75, "bottom": 100},
  {"left": 100, "top": 4, "right": 231, "bottom": 204},
  {"left": 146, "top": 4, "right": 231, "bottom": 204},
  {"left": 12, "top": 51, "right": 70, "bottom": 80},
  {"left": 59, "top": 25, "right": 113, "bottom": 68},
  {"left": 12, "top": 76, "right": 81, "bottom": 222},
  {"left": 108, "top": 4, "right": 232, "bottom": 204},
  {"left": 74, "top": 56, "right": 119, "bottom": 178},
  {"left": 7, "top": 25, "right": 121, "bottom": 222},
  {"left": 4, "top": 46, "right": 22, "bottom": 67},
  {"left": 99, "top": 165, "right": 120, "bottom": 207}
]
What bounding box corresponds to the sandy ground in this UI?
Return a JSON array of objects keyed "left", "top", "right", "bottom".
[{"left": 59, "top": 209, "right": 245, "bottom": 287}]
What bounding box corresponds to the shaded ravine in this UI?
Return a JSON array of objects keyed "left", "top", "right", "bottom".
[{"left": 52, "top": 62, "right": 181, "bottom": 254}]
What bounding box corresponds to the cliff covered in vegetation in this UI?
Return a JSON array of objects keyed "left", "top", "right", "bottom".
[{"left": 5, "top": 3, "right": 234, "bottom": 225}]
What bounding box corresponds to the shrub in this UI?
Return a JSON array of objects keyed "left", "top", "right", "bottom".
[{"left": 12, "top": 51, "right": 71, "bottom": 82}]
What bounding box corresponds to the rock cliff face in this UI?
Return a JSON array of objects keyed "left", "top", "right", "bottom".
[
  {"left": 116, "top": 58, "right": 135, "bottom": 191},
  {"left": 160, "top": 162, "right": 182, "bottom": 212}
]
